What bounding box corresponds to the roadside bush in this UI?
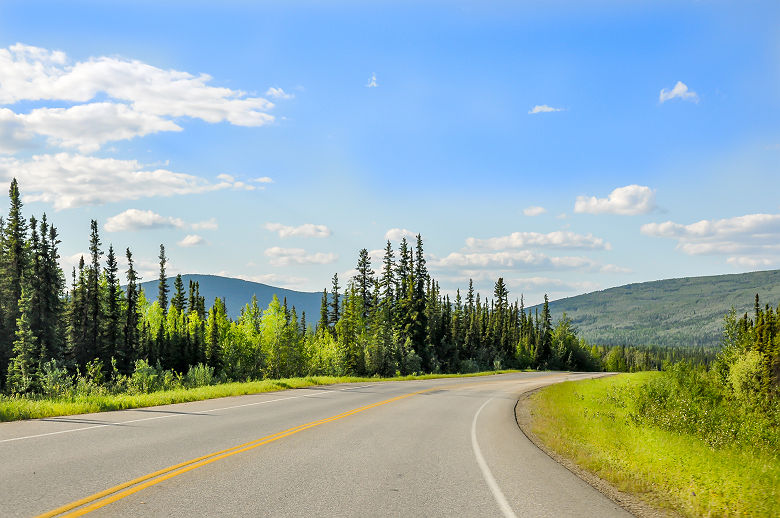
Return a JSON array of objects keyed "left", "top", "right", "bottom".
[
  {"left": 727, "top": 350, "right": 764, "bottom": 406},
  {"left": 40, "top": 360, "right": 73, "bottom": 398},
  {"left": 185, "top": 363, "right": 215, "bottom": 388},
  {"left": 459, "top": 359, "right": 480, "bottom": 374}
]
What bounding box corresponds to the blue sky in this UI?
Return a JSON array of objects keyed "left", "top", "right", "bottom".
[{"left": 1, "top": 1, "right": 779, "bottom": 304}]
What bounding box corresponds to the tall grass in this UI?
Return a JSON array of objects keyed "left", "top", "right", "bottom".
[
  {"left": 0, "top": 369, "right": 519, "bottom": 422},
  {"left": 530, "top": 373, "right": 780, "bottom": 517}
]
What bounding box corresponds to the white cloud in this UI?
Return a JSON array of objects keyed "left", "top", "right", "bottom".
[
  {"left": 264, "top": 247, "right": 337, "bottom": 266},
  {"left": 191, "top": 218, "right": 218, "bottom": 231},
  {"left": 0, "top": 153, "right": 255, "bottom": 209},
  {"left": 641, "top": 213, "right": 780, "bottom": 257},
  {"left": 523, "top": 206, "right": 547, "bottom": 216},
  {"left": 104, "top": 210, "right": 218, "bottom": 233},
  {"left": 217, "top": 173, "right": 235, "bottom": 182},
  {"left": 178, "top": 234, "right": 207, "bottom": 247},
  {"left": 465, "top": 230, "right": 610, "bottom": 251},
  {"left": 528, "top": 105, "right": 564, "bottom": 114},
  {"left": 726, "top": 256, "right": 775, "bottom": 269},
  {"left": 104, "top": 209, "right": 184, "bottom": 232},
  {"left": 659, "top": 81, "right": 698, "bottom": 104},
  {"left": 0, "top": 108, "right": 35, "bottom": 153},
  {"left": 264, "top": 222, "right": 332, "bottom": 239},
  {"left": 574, "top": 184, "right": 656, "bottom": 215},
  {"left": 599, "top": 264, "right": 632, "bottom": 274},
  {"left": 385, "top": 228, "right": 416, "bottom": 242},
  {"left": 20, "top": 103, "right": 181, "bottom": 153},
  {"left": 430, "top": 250, "right": 597, "bottom": 270},
  {"left": 0, "top": 44, "right": 279, "bottom": 155},
  {"left": 510, "top": 276, "right": 600, "bottom": 293},
  {"left": 265, "top": 87, "right": 294, "bottom": 100},
  {"left": 252, "top": 176, "right": 274, "bottom": 184},
  {"left": 0, "top": 43, "right": 275, "bottom": 126},
  {"left": 366, "top": 73, "right": 378, "bottom": 88}
]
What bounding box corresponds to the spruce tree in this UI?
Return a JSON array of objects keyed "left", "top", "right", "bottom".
[
  {"left": 123, "top": 248, "right": 140, "bottom": 372},
  {"left": 103, "top": 245, "right": 121, "bottom": 367},
  {"left": 355, "top": 248, "right": 375, "bottom": 319},
  {"left": 86, "top": 220, "right": 102, "bottom": 364},
  {"left": 6, "top": 286, "right": 40, "bottom": 394},
  {"left": 172, "top": 274, "right": 186, "bottom": 313},
  {"left": 318, "top": 289, "right": 328, "bottom": 333},
  {"left": 158, "top": 244, "right": 169, "bottom": 314},
  {"left": 1, "top": 179, "right": 28, "bottom": 385},
  {"left": 329, "top": 273, "right": 341, "bottom": 328}
]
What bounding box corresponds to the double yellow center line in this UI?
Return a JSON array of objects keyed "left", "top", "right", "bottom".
[{"left": 36, "top": 386, "right": 437, "bottom": 517}]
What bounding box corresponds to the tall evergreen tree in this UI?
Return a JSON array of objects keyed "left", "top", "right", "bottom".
[
  {"left": 123, "top": 248, "right": 140, "bottom": 372},
  {"left": 318, "top": 289, "right": 328, "bottom": 333},
  {"left": 1, "top": 179, "right": 28, "bottom": 385},
  {"left": 172, "top": 274, "right": 186, "bottom": 313},
  {"left": 85, "top": 220, "right": 102, "bottom": 364},
  {"left": 355, "top": 248, "right": 375, "bottom": 319},
  {"left": 103, "top": 245, "right": 121, "bottom": 367},
  {"left": 329, "top": 273, "right": 341, "bottom": 327},
  {"left": 6, "top": 286, "right": 40, "bottom": 394},
  {"left": 157, "top": 244, "right": 169, "bottom": 314}
]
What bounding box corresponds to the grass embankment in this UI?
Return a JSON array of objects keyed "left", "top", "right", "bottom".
[
  {"left": 530, "top": 373, "right": 779, "bottom": 517},
  {"left": 0, "top": 370, "right": 518, "bottom": 422}
]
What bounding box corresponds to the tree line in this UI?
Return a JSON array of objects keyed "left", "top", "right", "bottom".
[{"left": 0, "top": 179, "right": 710, "bottom": 396}]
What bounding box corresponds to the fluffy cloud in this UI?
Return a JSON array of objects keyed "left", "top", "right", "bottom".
[
  {"left": 104, "top": 209, "right": 217, "bottom": 232},
  {"left": 264, "top": 247, "right": 337, "bottom": 266},
  {"left": 574, "top": 185, "right": 656, "bottom": 215},
  {"left": 178, "top": 234, "right": 207, "bottom": 247},
  {"left": 726, "top": 256, "right": 775, "bottom": 269},
  {"left": 430, "top": 250, "right": 596, "bottom": 270},
  {"left": 385, "top": 228, "right": 416, "bottom": 241},
  {"left": 104, "top": 209, "right": 184, "bottom": 232},
  {"left": 0, "top": 153, "right": 254, "bottom": 209},
  {"left": 523, "top": 206, "right": 546, "bottom": 216},
  {"left": 465, "top": 231, "right": 610, "bottom": 251},
  {"left": 19, "top": 103, "right": 180, "bottom": 153},
  {"left": 265, "top": 87, "right": 294, "bottom": 100},
  {"left": 528, "top": 105, "right": 563, "bottom": 114},
  {"left": 0, "top": 43, "right": 275, "bottom": 124},
  {"left": 659, "top": 81, "right": 698, "bottom": 103},
  {"left": 0, "top": 43, "right": 277, "bottom": 154},
  {"left": 510, "top": 276, "right": 600, "bottom": 292},
  {"left": 191, "top": 218, "right": 218, "bottom": 231},
  {"left": 264, "top": 222, "right": 332, "bottom": 238},
  {"left": 641, "top": 213, "right": 780, "bottom": 256},
  {"left": 252, "top": 176, "right": 274, "bottom": 184}
]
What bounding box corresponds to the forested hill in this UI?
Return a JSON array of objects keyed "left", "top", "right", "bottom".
[
  {"left": 533, "top": 269, "right": 780, "bottom": 348},
  {"left": 138, "top": 275, "right": 323, "bottom": 320}
]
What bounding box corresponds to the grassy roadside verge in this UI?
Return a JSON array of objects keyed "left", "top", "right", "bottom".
[
  {"left": 529, "top": 373, "right": 780, "bottom": 517},
  {"left": 0, "top": 370, "right": 519, "bottom": 422}
]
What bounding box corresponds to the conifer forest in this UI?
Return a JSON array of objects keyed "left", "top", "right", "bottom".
[{"left": 0, "top": 180, "right": 722, "bottom": 396}]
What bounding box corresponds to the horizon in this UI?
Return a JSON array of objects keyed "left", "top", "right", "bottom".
[{"left": 2, "top": 1, "right": 779, "bottom": 307}]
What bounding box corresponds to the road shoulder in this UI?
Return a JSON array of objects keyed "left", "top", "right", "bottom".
[{"left": 513, "top": 388, "right": 680, "bottom": 518}]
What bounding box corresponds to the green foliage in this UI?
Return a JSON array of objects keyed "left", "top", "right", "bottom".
[{"left": 531, "top": 374, "right": 780, "bottom": 517}]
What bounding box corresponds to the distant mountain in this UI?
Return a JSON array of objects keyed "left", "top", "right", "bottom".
[
  {"left": 138, "top": 274, "right": 323, "bottom": 320},
  {"left": 532, "top": 269, "right": 780, "bottom": 348}
]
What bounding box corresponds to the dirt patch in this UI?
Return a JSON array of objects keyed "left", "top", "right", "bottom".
[{"left": 514, "top": 388, "right": 681, "bottom": 518}]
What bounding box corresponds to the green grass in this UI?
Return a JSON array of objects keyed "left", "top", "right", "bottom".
[
  {"left": 0, "top": 370, "right": 519, "bottom": 422},
  {"left": 529, "top": 373, "right": 780, "bottom": 517}
]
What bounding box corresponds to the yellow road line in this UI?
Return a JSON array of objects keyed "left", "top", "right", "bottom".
[
  {"left": 36, "top": 387, "right": 435, "bottom": 517},
  {"left": 37, "top": 373, "right": 553, "bottom": 517}
]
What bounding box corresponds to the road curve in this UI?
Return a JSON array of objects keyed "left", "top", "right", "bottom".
[{"left": 0, "top": 372, "right": 631, "bottom": 517}]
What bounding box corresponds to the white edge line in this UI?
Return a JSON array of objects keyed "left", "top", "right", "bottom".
[
  {"left": 0, "top": 395, "right": 302, "bottom": 444},
  {"left": 471, "top": 398, "right": 518, "bottom": 518}
]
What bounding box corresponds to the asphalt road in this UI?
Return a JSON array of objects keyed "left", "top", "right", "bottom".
[{"left": 0, "top": 372, "right": 632, "bottom": 517}]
